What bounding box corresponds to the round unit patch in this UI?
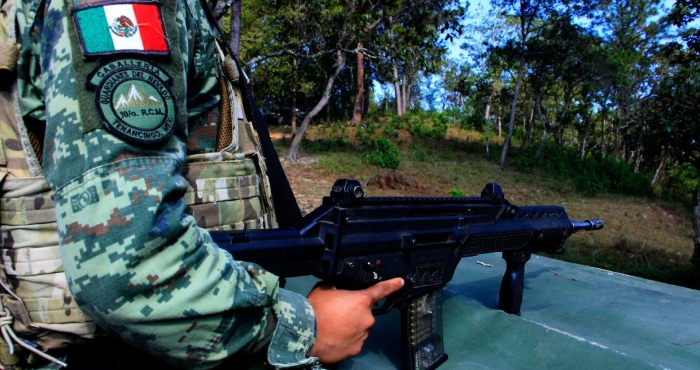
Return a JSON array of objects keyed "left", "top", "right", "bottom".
[{"left": 88, "top": 59, "right": 177, "bottom": 144}]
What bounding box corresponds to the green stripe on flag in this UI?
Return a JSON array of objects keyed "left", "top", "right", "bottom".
[{"left": 75, "top": 7, "right": 114, "bottom": 54}]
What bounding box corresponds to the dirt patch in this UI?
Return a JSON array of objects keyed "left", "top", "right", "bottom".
[{"left": 279, "top": 154, "right": 334, "bottom": 215}]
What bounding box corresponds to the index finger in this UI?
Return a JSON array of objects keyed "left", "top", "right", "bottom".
[{"left": 364, "top": 277, "right": 404, "bottom": 304}]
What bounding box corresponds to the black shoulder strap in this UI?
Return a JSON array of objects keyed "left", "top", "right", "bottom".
[{"left": 198, "top": 0, "right": 302, "bottom": 228}]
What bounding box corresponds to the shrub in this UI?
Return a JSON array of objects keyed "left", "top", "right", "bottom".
[
  {"left": 511, "top": 142, "right": 652, "bottom": 197},
  {"left": 447, "top": 189, "right": 466, "bottom": 197},
  {"left": 460, "top": 112, "right": 487, "bottom": 131},
  {"left": 664, "top": 163, "right": 700, "bottom": 203},
  {"left": 383, "top": 125, "right": 399, "bottom": 139},
  {"left": 405, "top": 111, "right": 449, "bottom": 140},
  {"left": 356, "top": 121, "right": 380, "bottom": 145},
  {"left": 364, "top": 137, "right": 400, "bottom": 169}
]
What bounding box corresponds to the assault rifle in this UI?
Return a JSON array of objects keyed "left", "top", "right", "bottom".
[{"left": 211, "top": 179, "right": 604, "bottom": 370}]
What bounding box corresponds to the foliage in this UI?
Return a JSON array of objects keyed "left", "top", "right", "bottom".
[
  {"left": 356, "top": 121, "right": 381, "bottom": 145},
  {"left": 447, "top": 189, "right": 466, "bottom": 197},
  {"left": 669, "top": 0, "right": 700, "bottom": 55},
  {"left": 644, "top": 49, "right": 700, "bottom": 170},
  {"left": 663, "top": 163, "right": 700, "bottom": 203},
  {"left": 383, "top": 124, "right": 400, "bottom": 139},
  {"left": 403, "top": 111, "right": 450, "bottom": 140},
  {"left": 364, "top": 137, "right": 401, "bottom": 169},
  {"left": 512, "top": 143, "right": 652, "bottom": 196}
]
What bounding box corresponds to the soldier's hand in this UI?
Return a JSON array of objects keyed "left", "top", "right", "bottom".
[{"left": 306, "top": 277, "right": 404, "bottom": 364}]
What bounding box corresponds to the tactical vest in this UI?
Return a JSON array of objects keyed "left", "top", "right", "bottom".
[{"left": 0, "top": 1, "right": 275, "bottom": 367}]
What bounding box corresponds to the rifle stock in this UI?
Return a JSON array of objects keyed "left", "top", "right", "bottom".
[{"left": 212, "top": 179, "right": 604, "bottom": 370}]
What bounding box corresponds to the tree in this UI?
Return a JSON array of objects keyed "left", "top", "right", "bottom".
[
  {"left": 490, "top": 0, "right": 597, "bottom": 168},
  {"left": 525, "top": 14, "right": 601, "bottom": 158},
  {"left": 669, "top": 0, "right": 700, "bottom": 54},
  {"left": 594, "top": 0, "right": 667, "bottom": 162},
  {"left": 646, "top": 49, "right": 700, "bottom": 169},
  {"left": 374, "top": 1, "right": 466, "bottom": 116}
]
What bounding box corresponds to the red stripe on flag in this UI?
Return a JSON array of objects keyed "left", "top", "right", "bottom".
[{"left": 133, "top": 4, "right": 168, "bottom": 52}]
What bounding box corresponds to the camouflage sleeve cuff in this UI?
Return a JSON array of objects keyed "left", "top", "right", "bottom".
[{"left": 267, "top": 289, "right": 319, "bottom": 369}]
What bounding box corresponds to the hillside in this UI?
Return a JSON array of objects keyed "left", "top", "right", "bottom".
[{"left": 271, "top": 125, "right": 699, "bottom": 290}]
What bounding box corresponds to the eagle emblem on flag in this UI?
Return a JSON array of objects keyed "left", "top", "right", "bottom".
[{"left": 110, "top": 15, "right": 138, "bottom": 38}]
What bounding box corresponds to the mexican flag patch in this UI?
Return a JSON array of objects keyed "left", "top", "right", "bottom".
[{"left": 73, "top": 1, "right": 169, "bottom": 56}]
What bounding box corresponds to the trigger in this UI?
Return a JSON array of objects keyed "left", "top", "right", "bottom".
[{"left": 371, "top": 292, "right": 401, "bottom": 316}]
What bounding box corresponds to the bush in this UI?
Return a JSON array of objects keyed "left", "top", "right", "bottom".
[
  {"left": 364, "top": 137, "right": 400, "bottom": 169},
  {"left": 404, "top": 111, "right": 449, "bottom": 140},
  {"left": 664, "top": 163, "right": 700, "bottom": 203},
  {"left": 460, "top": 112, "right": 487, "bottom": 131},
  {"left": 383, "top": 125, "right": 399, "bottom": 139},
  {"left": 447, "top": 189, "right": 466, "bottom": 197},
  {"left": 356, "top": 121, "right": 380, "bottom": 145},
  {"left": 511, "top": 142, "right": 652, "bottom": 197}
]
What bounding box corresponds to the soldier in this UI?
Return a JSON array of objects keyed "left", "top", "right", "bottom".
[{"left": 0, "top": 0, "right": 402, "bottom": 368}]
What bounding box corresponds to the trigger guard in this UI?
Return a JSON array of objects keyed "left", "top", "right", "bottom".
[{"left": 371, "top": 292, "right": 402, "bottom": 316}]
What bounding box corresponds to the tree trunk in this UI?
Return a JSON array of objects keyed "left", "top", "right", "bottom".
[
  {"left": 393, "top": 66, "right": 402, "bottom": 116},
  {"left": 580, "top": 118, "right": 592, "bottom": 159},
  {"left": 634, "top": 146, "right": 643, "bottom": 173},
  {"left": 498, "top": 116, "right": 502, "bottom": 138},
  {"left": 535, "top": 130, "right": 551, "bottom": 158},
  {"left": 519, "top": 104, "right": 535, "bottom": 152},
  {"left": 362, "top": 63, "right": 370, "bottom": 116},
  {"left": 291, "top": 58, "right": 298, "bottom": 135},
  {"left": 692, "top": 188, "right": 699, "bottom": 269},
  {"left": 229, "top": 0, "right": 241, "bottom": 55},
  {"left": 601, "top": 116, "right": 606, "bottom": 157},
  {"left": 389, "top": 16, "right": 402, "bottom": 117},
  {"left": 484, "top": 96, "right": 492, "bottom": 122},
  {"left": 351, "top": 46, "right": 365, "bottom": 125},
  {"left": 499, "top": 56, "right": 525, "bottom": 168},
  {"left": 498, "top": 115, "right": 502, "bottom": 138},
  {"left": 559, "top": 125, "right": 565, "bottom": 149},
  {"left": 287, "top": 50, "right": 347, "bottom": 161},
  {"left": 651, "top": 152, "right": 667, "bottom": 187},
  {"left": 485, "top": 120, "right": 491, "bottom": 156},
  {"left": 613, "top": 125, "right": 621, "bottom": 161},
  {"left": 402, "top": 75, "right": 409, "bottom": 114}
]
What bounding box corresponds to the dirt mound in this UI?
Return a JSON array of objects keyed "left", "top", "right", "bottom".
[{"left": 364, "top": 170, "right": 428, "bottom": 190}]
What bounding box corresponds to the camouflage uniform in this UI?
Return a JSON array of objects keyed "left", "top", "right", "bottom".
[{"left": 2, "top": 0, "right": 318, "bottom": 368}]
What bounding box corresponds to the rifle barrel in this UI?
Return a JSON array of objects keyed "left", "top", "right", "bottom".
[{"left": 571, "top": 219, "right": 604, "bottom": 233}]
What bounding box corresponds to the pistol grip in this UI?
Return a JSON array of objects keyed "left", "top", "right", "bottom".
[{"left": 498, "top": 251, "right": 531, "bottom": 315}]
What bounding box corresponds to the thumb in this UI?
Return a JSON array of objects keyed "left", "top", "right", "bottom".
[{"left": 365, "top": 277, "right": 404, "bottom": 304}]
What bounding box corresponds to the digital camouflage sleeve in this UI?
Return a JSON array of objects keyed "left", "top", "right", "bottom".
[{"left": 16, "top": 0, "right": 318, "bottom": 368}]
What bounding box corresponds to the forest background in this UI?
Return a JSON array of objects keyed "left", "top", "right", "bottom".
[{"left": 204, "top": 0, "right": 700, "bottom": 289}]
